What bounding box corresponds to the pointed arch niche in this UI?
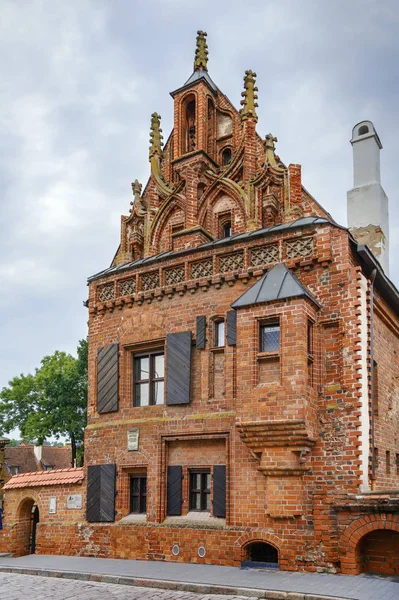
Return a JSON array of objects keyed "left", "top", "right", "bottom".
[
  {"left": 202, "top": 193, "right": 246, "bottom": 239},
  {"left": 181, "top": 93, "right": 196, "bottom": 155},
  {"left": 151, "top": 201, "right": 186, "bottom": 253},
  {"left": 207, "top": 97, "right": 215, "bottom": 158}
]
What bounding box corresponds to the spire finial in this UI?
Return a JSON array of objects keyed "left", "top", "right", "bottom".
[
  {"left": 194, "top": 30, "right": 209, "bottom": 71},
  {"left": 149, "top": 112, "right": 163, "bottom": 159},
  {"left": 240, "top": 70, "right": 258, "bottom": 122}
]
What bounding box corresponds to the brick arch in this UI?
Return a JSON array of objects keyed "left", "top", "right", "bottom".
[
  {"left": 119, "top": 313, "right": 167, "bottom": 346},
  {"left": 16, "top": 493, "right": 41, "bottom": 520},
  {"left": 234, "top": 530, "right": 283, "bottom": 563},
  {"left": 198, "top": 185, "right": 247, "bottom": 237},
  {"left": 14, "top": 494, "right": 41, "bottom": 556},
  {"left": 340, "top": 514, "right": 399, "bottom": 574},
  {"left": 149, "top": 195, "right": 186, "bottom": 253}
]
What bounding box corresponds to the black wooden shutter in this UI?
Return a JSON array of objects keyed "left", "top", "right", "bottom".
[
  {"left": 213, "top": 465, "right": 226, "bottom": 518},
  {"left": 97, "top": 343, "right": 119, "bottom": 413},
  {"left": 226, "top": 310, "right": 237, "bottom": 346},
  {"left": 86, "top": 464, "right": 116, "bottom": 522},
  {"left": 167, "top": 466, "right": 183, "bottom": 515},
  {"left": 196, "top": 316, "right": 206, "bottom": 349},
  {"left": 166, "top": 331, "right": 192, "bottom": 405}
]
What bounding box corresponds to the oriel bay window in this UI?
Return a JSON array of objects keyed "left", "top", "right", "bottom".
[
  {"left": 130, "top": 474, "right": 147, "bottom": 514},
  {"left": 258, "top": 319, "right": 280, "bottom": 384},
  {"left": 190, "top": 470, "right": 211, "bottom": 511},
  {"left": 260, "top": 321, "right": 280, "bottom": 352},
  {"left": 134, "top": 351, "right": 164, "bottom": 406}
]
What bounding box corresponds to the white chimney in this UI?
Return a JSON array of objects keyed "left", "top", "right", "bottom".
[
  {"left": 34, "top": 445, "right": 42, "bottom": 462},
  {"left": 347, "top": 121, "right": 389, "bottom": 274}
]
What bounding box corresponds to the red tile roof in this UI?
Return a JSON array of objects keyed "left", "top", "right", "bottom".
[
  {"left": 4, "top": 467, "right": 84, "bottom": 489},
  {"left": 4, "top": 445, "right": 72, "bottom": 473},
  {"left": 4, "top": 446, "right": 38, "bottom": 473},
  {"left": 42, "top": 446, "right": 72, "bottom": 469}
]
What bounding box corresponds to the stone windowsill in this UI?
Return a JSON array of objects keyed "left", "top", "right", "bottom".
[
  {"left": 164, "top": 511, "right": 226, "bottom": 529},
  {"left": 118, "top": 513, "right": 147, "bottom": 524}
]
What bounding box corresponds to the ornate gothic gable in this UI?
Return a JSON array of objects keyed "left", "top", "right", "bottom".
[{"left": 112, "top": 32, "right": 331, "bottom": 267}]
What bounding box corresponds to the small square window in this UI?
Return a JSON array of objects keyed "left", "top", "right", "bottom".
[
  {"left": 260, "top": 322, "right": 280, "bottom": 352},
  {"left": 130, "top": 475, "right": 147, "bottom": 514},
  {"left": 189, "top": 470, "right": 211, "bottom": 512},
  {"left": 133, "top": 351, "right": 164, "bottom": 407},
  {"left": 215, "top": 321, "right": 225, "bottom": 347},
  {"left": 9, "top": 466, "right": 19, "bottom": 475}
]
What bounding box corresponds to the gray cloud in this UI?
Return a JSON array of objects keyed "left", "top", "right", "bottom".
[{"left": 1, "top": 0, "right": 398, "bottom": 400}]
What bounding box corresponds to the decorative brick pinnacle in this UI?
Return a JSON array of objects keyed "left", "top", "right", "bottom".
[
  {"left": 194, "top": 30, "right": 208, "bottom": 71},
  {"left": 240, "top": 69, "right": 258, "bottom": 122},
  {"left": 149, "top": 112, "right": 163, "bottom": 159}
]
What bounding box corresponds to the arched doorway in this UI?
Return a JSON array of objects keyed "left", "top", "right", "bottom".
[
  {"left": 242, "top": 542, "right": 279, "bottom": 568},
  {"left": 358, "top": 529, "right": 399, "bottom": 575},
  {"left": 16, "top": 498, "right": 39, "bottom": 555},
  {"left": 31, "top": 505, "right": 39, "bottom": 554}
]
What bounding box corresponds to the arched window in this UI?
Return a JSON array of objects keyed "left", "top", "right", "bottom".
[
  {"left": 358, "top": 125, "right": 369, "bottom": 135},
  {"left": 181, "top": 94, "right": 196, "bottom": 154},
  {"left": 222, "top": 148, "right": 232, "bottom": 166}
]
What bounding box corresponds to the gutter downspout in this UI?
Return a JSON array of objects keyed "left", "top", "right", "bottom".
[{"left": 369, "top": 268, "right": 377, "bottom": 487}]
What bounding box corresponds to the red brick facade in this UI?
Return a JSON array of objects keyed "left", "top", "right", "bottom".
[{"left": 1, "top": 31, "right": 398, "bottom": 575}]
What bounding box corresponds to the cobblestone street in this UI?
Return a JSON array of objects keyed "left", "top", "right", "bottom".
[{"left": 0, "top": 572, "right": 258, "bottom": 600}]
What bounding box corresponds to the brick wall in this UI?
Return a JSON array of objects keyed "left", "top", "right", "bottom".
[{"left": 0, "top": 482, "right": 84, "bottom": 556}]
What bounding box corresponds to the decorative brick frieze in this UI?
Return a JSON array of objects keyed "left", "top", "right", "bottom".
[
  {"left": 285, "top": 236, "right": 314, "bottom": 259},
  {"left": 98, "top": 282, "right": 115, "bottom": 302},
  {"left": 250, "top": 244, "right": 279, "bottom": 267},
  {"left": 119, "top": 278, "right": 136, "bottom": 296},
  {"left": 191, "top": 258, "right": 213, "bottom": 279},
  {"left": 219, "top": 252, "right": 244, "bottom": 273},
  {"left": 141, "top": 271, "right": 160, "bottom": 291},
  {"left": 164, "top": 265, "right": 185, "bottom": 286}
]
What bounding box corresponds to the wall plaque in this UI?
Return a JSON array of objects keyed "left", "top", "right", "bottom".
[
  {"left": 67, "top": 494, "right": 82, "bottom": 509},
  {"left": 127, "top": 428, "right": 139, "bottom": 451},
  {"left": 49, "top": 497, "right": 57, "bottom": 514}
]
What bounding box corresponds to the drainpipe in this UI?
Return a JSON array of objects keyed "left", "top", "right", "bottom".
[{"left": 369, "top": 268, "right": 377, "bottom": 487}]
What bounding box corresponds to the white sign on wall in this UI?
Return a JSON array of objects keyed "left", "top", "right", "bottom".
[
  {"left": 67, "top": 494, "right": 82, "bottom": 509},
  {"left": 127, "top": 428, "right": 139, "bottom": 451},
  {"left": 49, "top": 497, "right": 57, "bottom": 514}
]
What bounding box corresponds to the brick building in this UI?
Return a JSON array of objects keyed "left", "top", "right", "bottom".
[
  {"left": 1, "top": 31, "right": 398, "bottom": 575},
  {"left": 0, "top": 442, "right": 72, "bottom": 507}
]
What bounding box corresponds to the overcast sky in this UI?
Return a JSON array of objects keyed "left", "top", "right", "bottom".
[{"left": 1, "top": 1, "right": 398, "bottom": 412}]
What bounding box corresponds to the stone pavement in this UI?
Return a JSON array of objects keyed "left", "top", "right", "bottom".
[
  {"left": 0, "top": 554, "right": 398, "bottom": 600},
  {"left": 0, "top": 572, "right": 256, "bottom": 600}
]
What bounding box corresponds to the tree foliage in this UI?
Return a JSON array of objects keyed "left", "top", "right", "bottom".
[{"left": 0, "top": 339, "right": 88, "bottom": 465}]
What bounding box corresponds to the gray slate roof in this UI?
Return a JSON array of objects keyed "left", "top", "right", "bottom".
[
  {"left": 88, "top": 217, "right": 330, "bottom": 282},
  {"left": 171, "top": 69, "right": 219, "bottom": 96},
  {"left": 231, "top": 263, "right": 321, "bottom": 309},
  {"left": 184, "top": 69, "right": 218, "bottom": 92}
]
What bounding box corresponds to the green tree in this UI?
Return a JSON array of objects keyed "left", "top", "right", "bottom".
[{"left": 0, "top": 339, "right": 88, "bottom": 466}]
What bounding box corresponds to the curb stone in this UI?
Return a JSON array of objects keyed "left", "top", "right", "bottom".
[{"left": 0, "top": 565, "right": 351, "bottom": 600}]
